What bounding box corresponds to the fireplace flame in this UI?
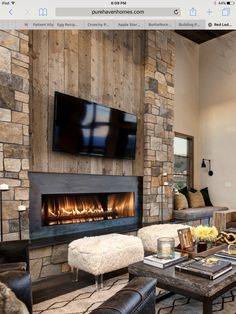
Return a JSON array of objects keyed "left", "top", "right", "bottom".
[{"left": 42, "top": 192, "right": 134, "bottom": 226}]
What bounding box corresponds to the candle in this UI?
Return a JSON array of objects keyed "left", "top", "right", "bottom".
[
  {"left": 0, "top": 184, "right": 9, "bottom": 190},
  {"left": 161, "top": 243, "right": 171, "bottom": 257},
  {"left": 163, "top": 182, "right": 169, "bottom": 186},
  {"left": 157, "top": 237, "right": 175, "bottom": 259},
  {"left": 18, "top": 205, "right": 26, "bottom": 212},
  {"left": 162, "top": 173, "right": 167, "bottom": 176}
]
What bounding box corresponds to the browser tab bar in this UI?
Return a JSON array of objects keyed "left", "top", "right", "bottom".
[{"left": 0, "top": 1, "right": 235, "bottom": 30}]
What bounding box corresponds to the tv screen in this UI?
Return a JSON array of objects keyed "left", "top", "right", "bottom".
[{"left": 53, "top": 92, "right": 137, "bottom": 159}]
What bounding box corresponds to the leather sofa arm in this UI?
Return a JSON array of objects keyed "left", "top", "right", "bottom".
[
  {"left": 0, "top": 240, "right": 30, "bottom": 271},
  {"left": 91, "top": 277, "right": 157, "bottom": 314},
  {"left": 0, "top": 262, "right": 27, "bottom": 272}
]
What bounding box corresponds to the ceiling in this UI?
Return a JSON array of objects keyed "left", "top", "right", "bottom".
[{"left": 175, "top": 30, "right": 232, "bottom": 44}]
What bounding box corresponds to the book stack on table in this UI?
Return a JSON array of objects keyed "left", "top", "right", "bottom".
[
  {"left": 143, "top": 252, "right": 188, "bottom": 269},
  {"left": 175, "top": 256, "right": 232, "bottom": 280},
  {"left": 215, "top": 250, "right": 236, "bottom": 264}
]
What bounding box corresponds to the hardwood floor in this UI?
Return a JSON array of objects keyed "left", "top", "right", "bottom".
[{"left": 32, "top": 268, "right": 127, "bottom": 304}]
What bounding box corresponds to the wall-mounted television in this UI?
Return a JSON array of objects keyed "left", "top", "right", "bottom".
[{"left": 53, "top": 92, "right": 137, "bottom": 160}]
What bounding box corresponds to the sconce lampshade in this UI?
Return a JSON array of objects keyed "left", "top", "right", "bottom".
[{"left": 201, "top": 159, "right": 206, "bottom": 168}]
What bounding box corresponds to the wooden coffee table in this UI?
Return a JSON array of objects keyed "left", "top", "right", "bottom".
[{"left": 128, "top": 259, "right": 236, "bottom": 314}]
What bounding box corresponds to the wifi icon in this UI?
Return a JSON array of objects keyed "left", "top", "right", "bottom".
[{"left": 11, "top": 1, "right": 15, "bottom": 4}]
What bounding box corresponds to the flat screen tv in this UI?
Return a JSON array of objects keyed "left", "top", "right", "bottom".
[{"left": 53, "top": 92, "right": 137, "bottom": 159}]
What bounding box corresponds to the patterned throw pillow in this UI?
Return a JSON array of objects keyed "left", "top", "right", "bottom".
[
  {"left": 188, "top": 191, "right": 205, "bottom": 208},
  {"left": 174, "top": 193, "right": 188, "bottom": 210}
]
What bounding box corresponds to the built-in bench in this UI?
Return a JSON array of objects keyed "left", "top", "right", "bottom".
[{"left": 173, "top": 206, "right": 228, "bottom": 224}]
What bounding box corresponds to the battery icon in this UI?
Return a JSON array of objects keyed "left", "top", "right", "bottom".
[{"left": 227, "top": 1, "right": 235, "bottom": 4}]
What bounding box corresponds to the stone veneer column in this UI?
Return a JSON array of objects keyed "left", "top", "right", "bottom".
[
  {"left": 143, "top": 30, "right": 175, "bottom": 223},
  {"left": 0, "top": 30, "right": 30, "bottom": 240}
]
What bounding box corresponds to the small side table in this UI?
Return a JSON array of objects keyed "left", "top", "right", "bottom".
[{"left": 213, "top": 209, "right": 236, "bottom": 232}]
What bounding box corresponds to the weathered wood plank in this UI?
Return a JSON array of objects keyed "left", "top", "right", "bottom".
[
  {"left": 122, "top": 31, "right": 134, "bottom": 175},
  {"left": 89, "top": 31, "right": 103, "bottom": 174},
  {"left": 99, "top": 31, "right": 113, "bottom": 175},
  {"left": 102, "top": 31, "right": 114, "bottom": 107},
  {"left": 77, "top": 30, "right": 92, "bottom": 174},
  {"left": 31, "top": 30, "right": 49, "bottom": 172},
  {"left": 78, "top": 30, "right": 91, "bottom": 100},
  {"left": 132, "top": 31, "right": 145, "bottom": 176},
  {"left": 63, "top": 30, "right": 79, "bottom": 173},
  {"left": 112, "top": 31, "right": 125, "bottom": 175},
  {"left": 48, "top": 30, "right": 65, "bottom": 173}
]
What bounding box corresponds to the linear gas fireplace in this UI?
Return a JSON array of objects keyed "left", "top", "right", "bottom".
[
  {"left": 29, "top": 173, "right": 141, "bottom": 242},
  {"left": 42, "top": 192, "right": 135, "bottom": 226}
]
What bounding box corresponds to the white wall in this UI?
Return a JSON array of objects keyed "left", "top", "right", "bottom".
[
  {"left": 199, "top": 31, "right": 236, "bottom": 208},
  {"left": 174, "top": 33, "right": 201, "bottom": 188}
]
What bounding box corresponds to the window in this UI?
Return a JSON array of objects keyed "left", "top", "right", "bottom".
[{"left": 173, "top": 133, "right": 193, "bottom": 190}]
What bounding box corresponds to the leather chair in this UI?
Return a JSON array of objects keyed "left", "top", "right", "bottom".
[
  {"left": 0, "top": 240, "right": 32, "bottom": 313},
  {"left": 0, "top": 240, "right": 30, "bottom": 271},
  {"left": 90, "top": 277, "right": 157, "bottom": 314}
]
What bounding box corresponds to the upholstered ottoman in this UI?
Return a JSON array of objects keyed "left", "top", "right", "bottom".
[
  {"left": 138, "top": 223, "right": 191, "bottom": 253},
  {"left": 68, "top": 233, "right": 144, "bottom": 290}
]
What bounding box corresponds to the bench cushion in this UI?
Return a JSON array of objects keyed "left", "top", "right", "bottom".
[
  {"left": 68, "top": 233, "right": 144, "bottom": 276},
  {"left": 173, "top": 206, "right": 228, "bottom": 221}
]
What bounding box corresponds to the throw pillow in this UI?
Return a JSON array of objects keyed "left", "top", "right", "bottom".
[
  {"left": 200, "top": 187, "right": 213, "bottom": 206},
  {"left": 178, "top": 186, "right": 188, "bottom": 200},
  {"left": 188, "top": 191, "right": 205, "bottom": 208},
  {"left": 174, "top": 193, "right": 188, "bottom": 210},
  {"left": 179, "top": 186, "right": 197, "bottom": 207}
]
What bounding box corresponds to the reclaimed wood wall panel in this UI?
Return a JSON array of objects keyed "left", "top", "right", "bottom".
[
  {"left": 31, "top": 31, "right": 49, "bottom": 172},
  {"left": 63, "top": 31, "right": 79, "bottom": 173},
  {"left": 77, "top": 31, "right": 92, "bottom": 174},
  {"left": 113, "top": 31, "right": 126, "bottom": 176},
  {"left": 132, "top": 32, "right": 144, "bottom": 175},
  {"left": 48, "top": 30, "right": 65, "bottom": 173},
  {"left": 31, "top": 30, "right": 145, "bottom": 176}
]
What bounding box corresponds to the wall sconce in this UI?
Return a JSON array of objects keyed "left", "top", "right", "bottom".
[{"left": 201, "top": 159, "right": 214, "bottom": 176}]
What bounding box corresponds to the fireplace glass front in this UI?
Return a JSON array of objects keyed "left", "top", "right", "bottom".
[{"left": 42, "top": 192, "right": 135, "bottom": 226}]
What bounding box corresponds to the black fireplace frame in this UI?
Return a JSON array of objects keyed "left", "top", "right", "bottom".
[{"left": 29, "top": 172, "right": 142, "bottom": 243}]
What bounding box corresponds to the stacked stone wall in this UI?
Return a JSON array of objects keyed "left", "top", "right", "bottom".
[
  {"left": 143, "top": 30, "right": 175, "bottom": 223},
  {"left": 0, "top": 30, "right": 30, "bottom": 240}
]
